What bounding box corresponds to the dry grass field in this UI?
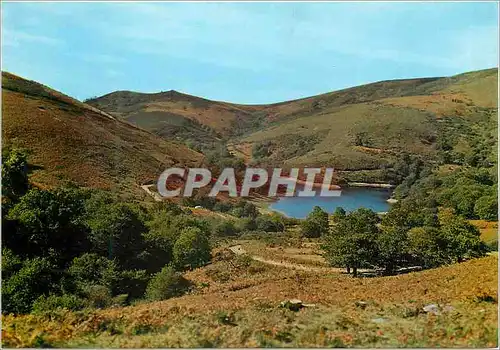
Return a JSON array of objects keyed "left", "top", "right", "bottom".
[{"left": 3, "top": 242, "right": 497, "bottom": 348}]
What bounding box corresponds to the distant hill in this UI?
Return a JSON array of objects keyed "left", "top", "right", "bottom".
[
  {"left": 1, "top": 72, "right": 203, "bottom": 198},
  {"left": 238, "top": 68, "right": 497, "bottom": 175},
  {"left": 88, "top": 68, "right": 497, "bottom": 181}
]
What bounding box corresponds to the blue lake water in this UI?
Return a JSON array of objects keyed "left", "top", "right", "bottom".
[{"left": 269, "top": 187, "right": 392, "bottom": 218}]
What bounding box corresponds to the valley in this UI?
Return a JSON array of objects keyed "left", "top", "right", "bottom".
[{"left": 1, "top": 68, "right": 498, "bottom": 348}]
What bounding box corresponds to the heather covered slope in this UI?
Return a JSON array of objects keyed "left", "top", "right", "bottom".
[
  {"left": 237, "top": 68, "right": 498, "bottom": 174},
  {"left": 87, "top": 68, "right": 497, "bottom": 179},
  {"left": 2, "top": 252, "right": 497, "bottom": 348},
  {"left": 1, "top": 72, "right": 203, "bottom": 197}
]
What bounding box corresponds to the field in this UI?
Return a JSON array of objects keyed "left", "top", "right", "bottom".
[{"left": 3, "top": 244, "right": 497, "bottom": 348}]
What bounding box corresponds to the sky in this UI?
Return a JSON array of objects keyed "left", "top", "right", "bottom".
[{"left": 1, "top": 1, "right": 498, "bottom": 104}]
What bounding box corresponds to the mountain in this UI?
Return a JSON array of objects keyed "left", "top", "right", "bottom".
[
  {"left": 88, "top": 68, "right": 497, "bottom": 182},
  {"left": 1, "top": 72, "right": 203, "bottom": 197}
]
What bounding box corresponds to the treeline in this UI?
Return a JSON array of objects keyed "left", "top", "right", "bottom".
[
  {"left": 0, "top": 148, "right": 287, "bottom": 315},
  {"left": 323, "top": 205, "right": 487, "bottom": 277}
]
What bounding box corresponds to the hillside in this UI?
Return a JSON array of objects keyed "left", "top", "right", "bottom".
[
  {"left": 1, "top": 72, "right": 203, "bottom": 197},
  {"left": 86, "top": 90, "right": 263, "bottom": 149},
  {"left": 237, "top": 69, "right": 497, "bottom": 174},
  {"left": 88, "top": 69, "right": 497, "bottom": 181},
  {"left": 3, "top": 249, "right": 497, "bottom": 348}
]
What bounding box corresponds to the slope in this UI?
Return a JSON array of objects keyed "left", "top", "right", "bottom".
[
  {"left": 1, "top": 72, "right": 203, "bottom": 197},
  {"left": 2, "top": 253, "right": 497, "bottom": 347},
  {"left": 237, "top": 68, "right": 498, "bottom": 177}
]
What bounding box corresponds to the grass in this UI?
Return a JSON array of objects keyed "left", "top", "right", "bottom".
[
  {"left": 3, "top": 250, "right": 497, "bottom": 348},
  {"left": 470, "top": 220, "right": 498, "bottom": 244}
]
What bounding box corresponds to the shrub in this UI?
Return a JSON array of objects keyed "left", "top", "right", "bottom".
[
  {"left": 256, "top": 215, "right": 285, "bottom": 232},
  {"left": 81, "top": 284, "right": 113, "bottom": 309},
  {"left": 474, "top": 195, "right": 498, "bottom": 221},
  {"left": 214, "top": 220, "right": 239, "bottom": 237},
  {"left": 300, "top": 206, "right": 329, "bottom": 238},
  {"left": 32, "top": 294, "right": 84, "bottom": 314},
  {"left": 68, "top": 253, "right": 119, "bottom": 290},
  {"left": 145, "top": 265, "right": 191, "bottom": 301},
  {"left": 173, "top": 227, "right": 211, "bottom": 270},
  {"left": 2, "top": 257, "right": 59, "bottom": 314}
]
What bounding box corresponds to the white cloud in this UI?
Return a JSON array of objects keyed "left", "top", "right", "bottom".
[{"left": 1, "top": 29, "right": 63, "bottom": 48}]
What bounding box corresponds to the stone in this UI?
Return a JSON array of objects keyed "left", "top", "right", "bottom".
[
  {"left": 355, "top": 301, "right": 368, "bottom": 309},
  {"left": 422, "top": 304, "right": 440, "bottom": 315},
  {"left": 280, "top": 299, "right": 304, "bottom": 311}
]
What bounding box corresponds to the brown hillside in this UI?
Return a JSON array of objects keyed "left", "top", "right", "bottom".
[{"left": 1, "top": 72, "right": 203, "bottom": 197}]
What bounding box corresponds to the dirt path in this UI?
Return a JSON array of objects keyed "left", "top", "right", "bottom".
[
  {"left": 228, "top": 244, "right": 347, "bottom": 273},
  {"left": 140, "top": 184, "right": 163, "bottom": 202}
]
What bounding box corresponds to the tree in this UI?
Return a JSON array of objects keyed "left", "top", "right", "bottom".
[
  {"left": 145, "top": 209, "right": 210, "bottom": 271},
  {"left": 474, "top": 195, "right": 498, "bottom": 221},
  {"left": 85, "top": 201, "right": 148, "bottom": 270},
  {"left": 145, "top": 265, "right": 191, "bottom": 301},
  {"left": 2, "top": 257, "right": 59, "bottom": 314},
  {"left": 68, "top": 253, "right": 119, "bottom": 290},
  {"left": 173, "top": 227, "right": 211, "bottom": 270},
  {"left": 407, "top": 226, "right": 447, "bottom": 268},
  {"left": 5, "top": 188, "right": 89, "bottom": 264},
  {"left": 214, "top": 220, "right": 239, "bottom": 236},
  {"left": 1, "top": 147, "right": 30, "bottom": 205},
  {"left": 323, "top": 208, "right": 379, "bottom": 276},
  {"left": 256, "top": 214, "right": 285, "bottom": 232},
  {"left": 376, "top": 226, "right": 409, "bottom": 275},
  {"left": 332, "top": 207, "right": 346, "bottom": 222},
  {"left": 440, "top": 214, "right": 485, "bottom": 262},
  {"left": 301, "top": 206, "right": 329, "bottom": 238}
]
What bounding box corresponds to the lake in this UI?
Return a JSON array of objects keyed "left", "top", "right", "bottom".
[{"left": 269, "top": 187, "right": 392, "bottom": 218}]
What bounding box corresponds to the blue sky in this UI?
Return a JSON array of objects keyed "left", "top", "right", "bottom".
[{"left": 1, "top": 1, "right": 498, "bottom": 104}]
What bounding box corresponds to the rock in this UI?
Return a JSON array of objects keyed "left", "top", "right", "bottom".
[
  {"left": 442, "top": 305, "right": 455, "bottom": 313},
  {"left": 280, "top": 299, "right": 304, "bottom": 311},
  {"left": 355, "top": 301, "right": 368, "bottom": 309},
  {"left": 422, "top": 304, "right": 440, "bottom": 315},
  {"left": 371, "top": 317, "right": 387, "bottom": 324}
]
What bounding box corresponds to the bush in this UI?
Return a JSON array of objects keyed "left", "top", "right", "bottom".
[
  {"left": 214, "top": 220, "right": 239, "bottom": 237},
  {"left": 32, "top": 294, "right": 84, "bottom": 314},
  {"left": 81, "top": 284, "right": 113, "bottom": 309},
  {"left": 2, "top": 257, "right": 59, "bottom": 314},
  {"left": 474, "top": 195, "right": 498, "bottom": 221},
  {"left": 115, "top": 269, "right": 149, "bottom": 300},
  {"left": 256, "top": 215, "right": 285, "bottom": 232},
  {"left": 300, "top": 206, "right": 329, "bottom": 238},
  {"left": 68, "top": 253, "right": 119, "bottom": 290},
  {"left": 145, "top": 265, "right": 191, "bottom": 301},
  {"left": 173, "top": 227, "right": 211, "bottom": 270}
]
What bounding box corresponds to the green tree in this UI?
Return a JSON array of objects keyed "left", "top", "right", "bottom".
[
  {"left": 145, "top": 209, "right": 210, "bottom": 271},
  {"left": 376, "top": 226, "right": 409, "bottom": 275},
  {"left": 323, "top": 208, "right": 379, "bottom": 276},
  {"left": 85, "top": 201, "right": 149, "bottom": 270},
  {"left": 256, "top": 215, "right": 285, "bottom": 232},
  {"left": 407, "top": 226, "right": 447, "bottom": 268},
  {"left": 440, "top": 214, "right": 485, "bottom": 262},
  {"left": 2, "top": 257, "right": 59, "bottom": 314},
  {"left": 5, "top": 188, "right": 89, "bottom": 264},
  {"left": 474, "top": 195, "right": 498, "bottom": 221},
  {"left": 1, "top": 147, "right": 30, "bottom": 205},
  {"left": 68, "top": 253, "right": 119, "bottom": 290},
  {"left": 145, "top": 265, "right": 191, "bottom": 301},
  {"left": 173, "top": 227, "right": 211, "bottom": 270},
  {"left": 301, "top": 206, "right": 329, "bottom": 238},
  {"left": 332, "top": 207, "right": 346, "bottom": 222}
]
